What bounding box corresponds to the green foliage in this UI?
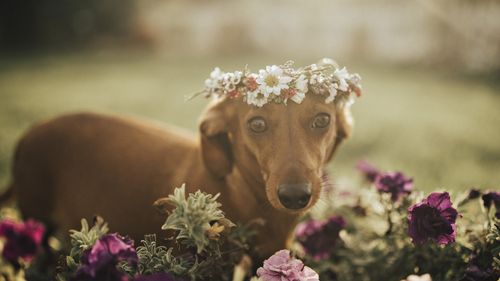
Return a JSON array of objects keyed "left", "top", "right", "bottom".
[
  {"left": 51, "top": 185, "right": 253, "bottom": 281},
  {"left": 161, "top": 184, "right": 234, "bottom": 254},
  {"left": 64, "top": 217, "right": 109, "bottom": 272},
  {"left": 122, "top": 185, "right": 253, "bottom": 281}
]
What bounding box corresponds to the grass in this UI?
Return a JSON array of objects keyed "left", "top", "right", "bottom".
[{"left": 0, "top": 51, "right": 499, "bottom": 192}]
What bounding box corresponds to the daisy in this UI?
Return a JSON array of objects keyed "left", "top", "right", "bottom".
[{"left": 256, "top": 65, "right": 292, "bottom": 97}]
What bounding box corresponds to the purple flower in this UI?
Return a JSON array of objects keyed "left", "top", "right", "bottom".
[
  {"left": 0, "top": 219, "right": 45, "bottom": 265},
  {"left": 482, "top": 191, "right": 500, "bottom": 218},
  {"left": 460, "top": 265, "right": 499, "bottom": 281},
  {"left": 256, "top": 250, "right": 319, "bottom": 281},
  {"left": 295, "top": 216, "right": 346, "bottom": 260},
  {"left": 133, "top": 273, "right": 177, "bottom": 281},
  {"left": 408, "top": 192, "right": 458, "bottom": 245},
  {"left": 72, "top": 233, "right": 138, "bottom": 281},
  {"left": 374, "top": 172, "right": 413, "bottom": 202},
  {"left": 356, "top": 160, "right": 380, "bottom": 182}
]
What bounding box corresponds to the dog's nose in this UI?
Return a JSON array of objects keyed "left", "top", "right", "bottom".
[{"left": 277, "top": 183, "right": 312, "bottom": 210}]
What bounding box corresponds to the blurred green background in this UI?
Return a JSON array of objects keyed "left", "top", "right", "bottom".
[{"left": 1, "top": 0, "right": 499, "bottom": 192}]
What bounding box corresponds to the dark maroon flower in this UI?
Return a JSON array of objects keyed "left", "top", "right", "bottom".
[
  {"left": 356, "top": 160, "right": 380, "bottom": 183},
  {"left": 482, "top": 191, "right": 500, "bottom": 207},
  {"left": 374, "top": 172, "right": 413, "bottom": 202},
  {"left": 0, "top": 219, "right": 45, "bottom": 265},
  {"left": 482, "top": 191, "right": 500, "bottom": 219},
  {"left": 460, "top": 265, "right": 499, "bottom": 281},
  {"left": 134, "top": 273, "right": 177, "bottom": 281},
  {"left": 295, "top": 216, "right": 346, "bottom": 260},
  {"left": 467, "top": 188, "right": 481, "bottom": 200},
  {"left": 72, "top": 233, "right": 138, "bottom": 281},
  {"left": 408, "top": 192, "right": 458, "bottom": 245}
]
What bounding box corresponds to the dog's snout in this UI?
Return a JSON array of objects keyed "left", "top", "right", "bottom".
[{"left": 277, "top": 183, "right": 312, "bottom": 210}]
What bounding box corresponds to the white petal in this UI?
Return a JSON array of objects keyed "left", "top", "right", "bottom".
[{"left": 291, "top": 92, "right": 305, "bottom": 104}]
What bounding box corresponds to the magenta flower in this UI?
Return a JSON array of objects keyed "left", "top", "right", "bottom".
[
  {"left": 72, "top": 233, "right": 138, "bottom": 281},
  {"left": 408, "top": 192, "right": 458, "bottom": 245},
  {"left": 374, "top": 172, "right": 413, "bottom": 202},
  {"left": 356, "top": 160, "right": 380, "bottom": 182},
  {"left": 295, "top": 216, "right": 346, "bottom": 260},
  {"left": 256, "top": 250, "right": 319, "bottom": 281},
  {"left": 0, "top": 219, "right": 45, "bottom": 265}
]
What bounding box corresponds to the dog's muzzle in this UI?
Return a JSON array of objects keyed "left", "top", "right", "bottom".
[{"left": 277, "top": 183, "right": 312, "bottom": 210}]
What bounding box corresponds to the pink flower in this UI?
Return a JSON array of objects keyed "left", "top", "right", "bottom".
[
  {"left": 0, "top": 219, "right": 45, "bottom": 265},
  {"left": 244, "top": 76, "right": 259, "bottom": 92},
  {"left": 257, "top": 250, "right": 319, "bottom": 281}
]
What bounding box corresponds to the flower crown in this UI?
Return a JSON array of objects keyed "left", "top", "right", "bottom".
[{"left": 198, "top": 58, "right": 362, "bottom": 107}]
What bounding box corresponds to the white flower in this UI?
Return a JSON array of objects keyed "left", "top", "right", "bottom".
[
  {"left": 295, "top": 74, "right": 308, "bottom": 93},
  {"left": 348, "top": 73, "right": 362, "bottom": 88},
  {"left": 401, "top": 274, "right": 432, "bottom": 281},
  {"left": 288, "top": 74, "right": 308, "bottom": 104},
  {"left": 325, "top": 83, "right": 338, "bottom": 104},
  {"left": 222, "top": 71, "right": 243, "bottom": 91},
  {"left": 246, "top": 90, "right": 268, "bottom": 107},
  {"left": 256, "top": 65, "right": 292, "bottom": 97},
  {"left": 310, "top": 73, "right": 326, "bottom": 85},
  {"left": 204, "top": 67, "right": 224, "bottom": 89},
  {"left": 333, "top": 67, "right": 350, "bottom": 92}
]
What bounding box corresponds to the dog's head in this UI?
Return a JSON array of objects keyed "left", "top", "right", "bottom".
[{"left": 199, "top": 93, "right": 353, "bottom": 213}]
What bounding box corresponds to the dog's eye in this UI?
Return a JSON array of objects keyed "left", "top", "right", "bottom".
[
  {"left": 312, "top": 113, "right": 330, "bottom": 129},
  {"left": 248, "top": 117, "right": 267, "bottom": 133}
]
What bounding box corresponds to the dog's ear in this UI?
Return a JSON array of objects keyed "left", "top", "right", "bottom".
[
  {"left": 325, "top": 104, "right": 354, "bottom": 162},
  {"left": 199, "top": 100, "right": 234, "bottom": 179}
]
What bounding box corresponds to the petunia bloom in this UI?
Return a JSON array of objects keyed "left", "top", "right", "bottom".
[
  {"left": 295, "top": 216, "right": 346, "bottom": 260},
  {"left": 72, "top": 233, "right": 138, "bottom": 281},
  {"left": 408, "top": 192, "right": 458, "bottom": 245},
  {"left": 356, "top": 160, "right": 380, "bottom": 183},
  {"left": 374, "top": 172, "right": 413, "bottom": 202},
  {"left": 0, "top": 219, "right": 45, "bottom": 265},
  {"left": 256, "top": 250, "right": 319, "bottom": 281}
]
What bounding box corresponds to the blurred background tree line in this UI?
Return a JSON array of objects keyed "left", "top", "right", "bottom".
[{"left": 1, "top": 0, "right": 500, "bottom": 74}]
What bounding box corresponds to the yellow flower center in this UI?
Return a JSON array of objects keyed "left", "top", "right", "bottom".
[{"left": 264, "top": 74, "right": 279, "bottom": 87}]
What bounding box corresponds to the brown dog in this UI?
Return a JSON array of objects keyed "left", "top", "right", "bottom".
[{"left": 4, "top": 92, "right": 352, "bottom": 258}]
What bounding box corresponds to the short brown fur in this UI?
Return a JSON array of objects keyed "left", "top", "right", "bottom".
[{"left": 7, "top": 93, "right": 352, "bottom": 258}]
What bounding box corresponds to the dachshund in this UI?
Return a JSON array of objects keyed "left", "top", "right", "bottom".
[{"left": 3, "top": 92, "right": 353, "bottom": 259}]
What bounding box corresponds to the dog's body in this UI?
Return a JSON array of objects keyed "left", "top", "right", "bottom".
[{"left": 6, "top": 94, "right": 353, "bottom": 258}]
